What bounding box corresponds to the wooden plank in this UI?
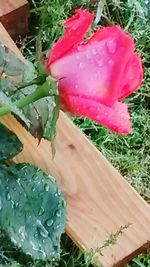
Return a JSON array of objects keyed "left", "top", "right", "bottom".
[
  {"left": 0, "top": 0, "right": 29, "bottom": 40},
  {"left": 0, "top": 23, "right": 150, "bottom": 267}
]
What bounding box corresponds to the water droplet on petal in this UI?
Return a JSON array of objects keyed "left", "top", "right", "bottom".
[
  {"left": 46, "top": 219, "right": 54, "bottom": 227},
  {"left": 97, "top": 59, "right": 103, "bottom": 67},
  {"left": 79, "top": 62, "right": 84, "bottom": 69},
  {"left": 108, "top": 59, "right": 113, "bottom": 66},
  {"left": 72, "top": 25, "right": 77, "bottom": 30},
  {"left": 106, "top": 39, "right": 117, "bottom": 54},
  {"left": 92, "top": 49, "right": 97, "bottom": 55},
  {"left": 86, "top": 52, "right": 91, "bottom": 59},
  {"left": 77, "top": 46, "right": 82, "bottom": 52}
]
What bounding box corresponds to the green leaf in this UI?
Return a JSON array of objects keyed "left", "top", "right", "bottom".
[
  {"left": 0, "top": 42, "right": 59, "bottom": 142},
  {"left": 0, "top": 91, "right": 30, "bottom": 127},
  {"left": 43, "top": 95, "right": 60, "bottom": 141},
  {"left": 0, "top": 123, "right": 23, "bottom": 162},
  {"left": 0, "top": 43, "right": 26, "bottom": 76},
  {"left": 20, "top": 79, "right": 59, "bottom": 142},
  {"left": 0, "top": 163, "right": 66, "bottom": 260}
]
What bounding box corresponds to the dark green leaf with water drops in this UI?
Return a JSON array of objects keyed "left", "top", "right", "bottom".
[
  {"left": 0, "top": 42, "right": 59, "bottom": 142},
  {"left": 19, "top": 78, "right": 59, "bottom": 142},
  {"left": 0, "top": 91, "right": 30, "bottom": 127},
  {"left": 0, "top": 163, "right": 66, "bottom": 260},
  {"left": 42, "top": 80, "right": 60, "bottom": 142},
  {"left": 0, "top": 123, "right": 23, "bottom": 161}
]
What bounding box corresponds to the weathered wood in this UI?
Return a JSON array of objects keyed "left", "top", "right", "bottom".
[
  {"left": 0, "top": 23, "right": 150, "bottom": 267},
  {"left": 0, "top": 0, "right": 29, "bottom": 39}
]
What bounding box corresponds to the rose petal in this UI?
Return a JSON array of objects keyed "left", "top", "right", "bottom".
[
  {"left": 60, "top": 94, "right": 131, "bottom": 134},
  {"left": 119, "top": 54, "right": 143, "bottom": 99},
  {"left": 87, "top": 25, "right": 134, "bottom": 47},
  {"left": 50, "top": 26, "right": 137, "bottom": 106},
  {"left": 47, "top": 9, "right": 93, "bottom": 66}
]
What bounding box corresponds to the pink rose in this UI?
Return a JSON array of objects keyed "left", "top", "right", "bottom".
[{"left": 47, "top": 9, "right": 143, "bottom": 134}]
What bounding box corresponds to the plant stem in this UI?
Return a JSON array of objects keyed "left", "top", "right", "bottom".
[{"left": 0, "top": 81, "right": 50, "bottom": 117}]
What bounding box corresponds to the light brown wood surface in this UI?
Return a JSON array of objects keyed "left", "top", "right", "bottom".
[
  {"left": 0, "top": 0, "right": 28, "bottom": 39},
  {"left": 0, "top": 22, "right": 150, "bottom": 267}
]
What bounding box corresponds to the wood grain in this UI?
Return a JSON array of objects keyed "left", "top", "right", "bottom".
[
  {"left": 0, "top": 23, "right": 150, "bottom": 267},
  {"left": 0, "top": 0, "right": 29, "bottom": 39}
]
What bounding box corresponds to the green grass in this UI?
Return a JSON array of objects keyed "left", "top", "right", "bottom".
[{"left": 1, "top": 0, "right": 150, "bottom": 266}]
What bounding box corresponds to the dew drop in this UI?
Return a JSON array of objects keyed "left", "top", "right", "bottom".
[
  {"left": 106, "top": 39, "right": 117, "bottom": 54},
  {"left": 79, "top": 62, "right": 84, "bottom": 69},
  {"left": 14, "top": 202, "right": 19, "bottom": 208},
  {"left": 77, "top": 46, "right": 82, "bottom": 52},
  {"left": 57, "top": 188, "right": 61, "bottom": 196},
  {"left": 37, "top": 225, "right": 49, "bottom": 238},
  {"left": 56, "top": 209, "right": 62, "bottom": 217},
  {"left": 72, "top": 25, "right": 77, "bottom": 30},
  {"left": 92, "top": 48, "right": 97, "bottom": 55},
  {"left": 6, "top": 192, "right": 11, "bottom": 201},
  {"left": 108, "top": 59, "right": 113, "bottom": 66},
  {"left": 34, "top": 232, "right": 38, "bottom": 238},
  {"left": 46, "top": 219, "right": 54, "bottom": 227},
  {"left": 38, "top": 207, "right": 45, "bottom": 216},
  {"left": 97, "top": 59, "right": 103, "bottom": 67},
  {"left": 31, "top": 186, "right": 36, "bottom": 192},
  {"left": 44, "top": 184, "right": 49, "bottom": 192},
  {"left": 86, "top": 53, "right": 91, "bottom": 59},
  {"left": 11, "top": 237, "right": 17, "bottom": 245}
]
